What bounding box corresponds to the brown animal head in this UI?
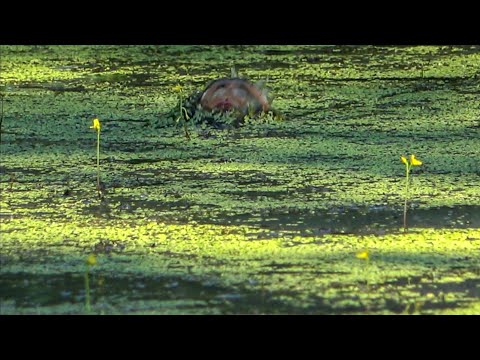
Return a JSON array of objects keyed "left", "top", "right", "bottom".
[{"left": 199, "top": 78, "right": 271, "bottom": 116}]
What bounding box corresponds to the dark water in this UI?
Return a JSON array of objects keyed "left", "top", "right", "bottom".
[
  {"left": 2, "top": 271, "right": 478, "bottom": 314},
  {"left": 81, "top": 192, "right": 480, "bottom": 235},
  {"left": 0, "top": 272, "right": 297, "bottom": 314},
  {"left": 211, "top": 205, "right": 480, "bottom": 236}
]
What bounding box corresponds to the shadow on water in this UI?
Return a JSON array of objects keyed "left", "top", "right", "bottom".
[
  {"left": 204, "top": 205, "right": 480, "bottom": 236},
  {"left": 78, "top": 193, "right": 480, "bottom": 235},
  {"left": 2, "top": 270, "right": 478, "bottom": 314},
  {"left": 0, "top": 272, "right": 298, "bottom": 314}
]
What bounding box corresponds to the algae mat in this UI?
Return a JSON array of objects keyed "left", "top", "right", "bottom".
[{"left": 1, "top": 45, "right": 479, "bottom": 314}]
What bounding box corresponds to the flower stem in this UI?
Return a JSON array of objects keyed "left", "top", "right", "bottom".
[
  {"left": 96, "top": 129, "right": 101, "bottom": 198},
  {"left": 403, "top": 164, "right": 410, "bottom": 231},
  {"left": 85, "top": 268, "right": 91, "bottom": 313}
]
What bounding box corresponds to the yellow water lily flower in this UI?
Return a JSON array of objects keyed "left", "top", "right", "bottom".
[
  {"left": 356, "top": 249, "right": 369, "bottom": 260},
  {"left": 401, "top": 156, "right": 408, "bottom": 165},
  {"left": 86, "top": 254, "right": 97, "bottom": 266},
  {"left": 172, "top": 84, "right": 183, "bottom": 93},
  {"left": 410, "top": 154, "right": 422, "bottom": 166},
  {"left": 90, "top": 118, "right": 101, "bottom": 131}
]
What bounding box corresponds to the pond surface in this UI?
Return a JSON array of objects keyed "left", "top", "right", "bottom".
[{"left": 1, "top": 45, "right": 480, "bottom": 314}]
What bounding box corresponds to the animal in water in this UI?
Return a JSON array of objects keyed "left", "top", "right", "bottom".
[
  {"left": 153, "top": 73, "right": 279, "bottom": 130},
  {"left": 199, "top": 77, "right": 271, "bottom": 117}
]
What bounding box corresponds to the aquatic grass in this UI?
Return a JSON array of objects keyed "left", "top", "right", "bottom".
[
  {"left": 173, "top": 84, "right": 191, "bottom": 140},
  {"left": 90, "top": 118, "right": 102, "bottom": 198},
  {"left": 401, "top": 154, "right": 423, "bottom": 231}
]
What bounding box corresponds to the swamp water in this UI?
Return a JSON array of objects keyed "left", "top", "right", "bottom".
[{"left": 1, "top": 45, "right": 479, "bottom": 314}]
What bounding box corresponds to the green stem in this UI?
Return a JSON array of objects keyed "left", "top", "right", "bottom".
[
  {"left": 96, "top": 129, "right": 101, "bottom": 198},
  {"left": 177, "top": 93, "right": 190, "bottom": 140},
  {"left": 85, "top": 269, "right": 91, "bottom": 313},
  {"left": 403, "top": 164, "right": 410, "bottom": 231},
  {"left": 181, "top": 107, "right": 191, "bottom": 140}
]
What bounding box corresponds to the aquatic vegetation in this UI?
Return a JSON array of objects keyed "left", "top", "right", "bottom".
[
  {"left": 1, "top": 217, "right": 479, "bottom": 314},
  {"left": 401, "top": 154, "right": 423, "bottom": 231},
  {"left": 172, "top": 84, "right": 191, "bottom": 140},
  {"left": 1, "top": 45, "right": 479, "bottom": 314}
]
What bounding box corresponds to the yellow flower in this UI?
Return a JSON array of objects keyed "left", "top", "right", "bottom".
[
  {"left": 172, "top": 84, "right": 183, "bottom": 93},
  {"left": 410, "top": 154, "right": 422, "bottom": 166},
  {"left": 401, "top": 154, "right": 422, "bottom": 166},
  {"left": 90, "top": 118, "right": 101, "bottom": 131},
  {"left": 86, "top": 254, "right": 97, "bottom": 266},
  {"left": 356, "top": 249, "right": 369, "bottom": 260}
]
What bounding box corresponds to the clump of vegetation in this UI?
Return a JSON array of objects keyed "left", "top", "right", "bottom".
[{"left": 401, "top": 154, "right": 423, "bottom": 231}]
